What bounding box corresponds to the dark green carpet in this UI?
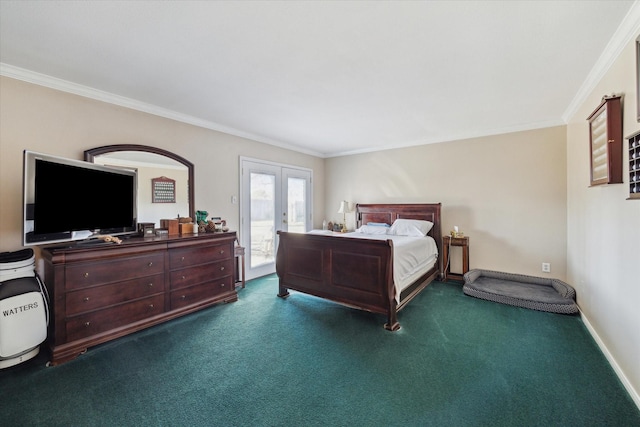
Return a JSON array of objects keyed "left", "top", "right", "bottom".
[{"left": 1, "top": 275, "right": 638, "bottom": 426}]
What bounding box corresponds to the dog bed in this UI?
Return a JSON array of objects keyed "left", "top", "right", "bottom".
[{"left": 463, "top": 269, "right": 578, "bottom": 314}]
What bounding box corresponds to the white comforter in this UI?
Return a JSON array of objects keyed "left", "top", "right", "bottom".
[{"left": 308, "top": 230, "right": 438, "bottom": 302}]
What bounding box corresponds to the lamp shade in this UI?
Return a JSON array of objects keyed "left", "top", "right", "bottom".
[{"left": 337, "top": 201, "right": 350, "bottom": 214}]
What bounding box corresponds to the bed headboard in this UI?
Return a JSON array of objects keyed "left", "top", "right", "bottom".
[{"left": 356, "top": 203, "right": 442, "bottom": 264}]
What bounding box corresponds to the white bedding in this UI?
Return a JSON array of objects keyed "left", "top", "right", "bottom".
[{"left": 308, "top": 230, "right": 438, "bottom": 302}]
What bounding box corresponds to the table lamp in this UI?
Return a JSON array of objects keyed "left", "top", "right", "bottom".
[{"left": 337, "top": 201, "right": 351, "bottom": 232}]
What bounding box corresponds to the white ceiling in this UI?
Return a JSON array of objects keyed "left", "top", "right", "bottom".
[{"left": 1, "top": 1, "right": 639, "bottom": 158}]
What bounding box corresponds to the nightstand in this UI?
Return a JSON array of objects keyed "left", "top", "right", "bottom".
[{"left": 442, "top": 236, "right": 469, "bottom": 282}]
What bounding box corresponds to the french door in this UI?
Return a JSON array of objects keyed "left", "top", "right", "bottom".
[{"left": 240, "top": 158, "right": 312, "bottom": 279}]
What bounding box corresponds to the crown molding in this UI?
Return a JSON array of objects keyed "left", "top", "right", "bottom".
[
  {"left": 563, "top": 1, "right": 640, "bottom": 122},
  {"left": 326, "top": 118, "right": 565, "bottom": 158},
  {"left": 0, "top": 63, "right": 325, "bottom": 158}
]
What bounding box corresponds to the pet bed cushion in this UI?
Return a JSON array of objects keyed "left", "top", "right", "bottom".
[{"left": 463, "top": 269, "right": 578, "bottom": 314}]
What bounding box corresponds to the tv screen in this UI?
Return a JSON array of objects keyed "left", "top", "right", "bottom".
[{"left": 23, "top": 151, "right": 137, "bottom": 246}]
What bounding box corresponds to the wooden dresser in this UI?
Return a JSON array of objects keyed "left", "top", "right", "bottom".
[{"left": 41, "top": 232, "right": 237, "bottom": 365}]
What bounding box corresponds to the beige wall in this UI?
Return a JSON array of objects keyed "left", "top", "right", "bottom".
[
  {"left": 566, "top": 36, "right": 640, "bottom": 403},
  {"left": 0, "top": 76, "right": 325, "bottom": 252},
  {"left": 325, "top": 126, "right": 568, "bottom": 279}
]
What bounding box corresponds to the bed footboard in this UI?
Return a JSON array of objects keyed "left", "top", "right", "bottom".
[{"left": 276, "top": 231, "right": 400, "bottom": 330}]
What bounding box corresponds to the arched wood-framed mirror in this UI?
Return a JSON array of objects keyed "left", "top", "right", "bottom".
[{"left": 85, "top": 144, "right": 195, "bottom": 225}]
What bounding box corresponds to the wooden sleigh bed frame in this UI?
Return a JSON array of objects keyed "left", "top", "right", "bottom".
[{"left": 276, "top": 203, "right": 442, "bottom": 331}]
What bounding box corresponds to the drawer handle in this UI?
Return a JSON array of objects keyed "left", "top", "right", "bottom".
[
  {"left": 148, "top": 262, "right": 154, "bottom": 267},
  {"left": 182, "top": 275, "right": 186, "bottom": 280},
  {"left": 148, "top": 283, "right": 153, "bottom": 287},
  {"left": 149, "top": 304, "right": 154, "bottom": 309},
  {"left": 220, "top": 283, "right": 225, "bottom": 287},
  {"left": 220, "top": 266, "right": 225, "bottom": 271},
  {"left": 84, "top": 322, "right": 91, "bottom": 327},
  {"left": 84, "top": 272, "right": 89, "bottom": 278},
  {"left": 220, "top": 250, "right": 225, "bottom": 255},
  {"left": 181, "top": 295, "right": 186, "bottom": 300},
  {"left": 83, "top": 297, "right": 90, "bottom": 302},
  {"left": 181, "top": 256, "right": 185, "bottom": 261}
]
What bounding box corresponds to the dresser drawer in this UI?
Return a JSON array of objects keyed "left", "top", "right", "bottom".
[
  {"left": 66, "top": 294, "right": 164, "bottom": 342},
  {"left": 169, "top": 258, "right": 233, "bottom": 290},
  {"left": 65, "top": 273, "right": 165, "bottom": 316},
  {"left": 65, "top": 253, "right": 165, "bottom": 290},
  {"left": 170, "top": 276, "right": 234, "bottom": 310},
  {"left": 169, "top": 243, "right": 231, "bottom": 269}
]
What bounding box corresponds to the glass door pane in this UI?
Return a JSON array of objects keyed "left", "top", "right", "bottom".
[
  {"left": 250, "top": 172, "right": 275, "bottom": 269},
  {"left": 286, "top": 176, "right": 306, "bottom": 234}
]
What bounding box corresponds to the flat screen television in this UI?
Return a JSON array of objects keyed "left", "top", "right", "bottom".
[{"left": 23, "top": 150, "right": 137, "bottom": 246}]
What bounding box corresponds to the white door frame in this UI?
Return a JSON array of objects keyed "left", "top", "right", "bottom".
[{"left": 239, "top": 157, "right": 312, "bottom": 280}]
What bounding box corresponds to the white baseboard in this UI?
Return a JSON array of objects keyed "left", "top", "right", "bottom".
[{"left": 580, "top": 309, "right": 640, "bottom": 410}]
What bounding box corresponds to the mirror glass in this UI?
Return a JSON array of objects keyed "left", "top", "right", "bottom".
[{"left": 85, "top": 145, "right": 194, "bottom": 227}]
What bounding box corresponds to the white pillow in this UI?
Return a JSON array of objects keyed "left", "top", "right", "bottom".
[
  {"left": 356, "top": 225, "right": 390, "bottom": 235},
  {"left": 388, "top": 219, "right": 433, "bottom": 237}
]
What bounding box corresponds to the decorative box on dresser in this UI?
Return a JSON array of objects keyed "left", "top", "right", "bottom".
[{"left": 42, "top": 232, "right": 237, "bottom": 366}]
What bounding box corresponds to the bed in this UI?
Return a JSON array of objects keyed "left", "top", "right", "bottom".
[{"left": 276, "top": 203, "right": 442, "bottom": 331}]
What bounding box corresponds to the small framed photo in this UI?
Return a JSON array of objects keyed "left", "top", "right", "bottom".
[{"left": 152, "top": 176, "right": 176, "bottom": 203}]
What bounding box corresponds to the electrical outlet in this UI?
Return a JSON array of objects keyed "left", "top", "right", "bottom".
[{"left": 542, "top": 262, "right": 551, "bottom": 273}]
